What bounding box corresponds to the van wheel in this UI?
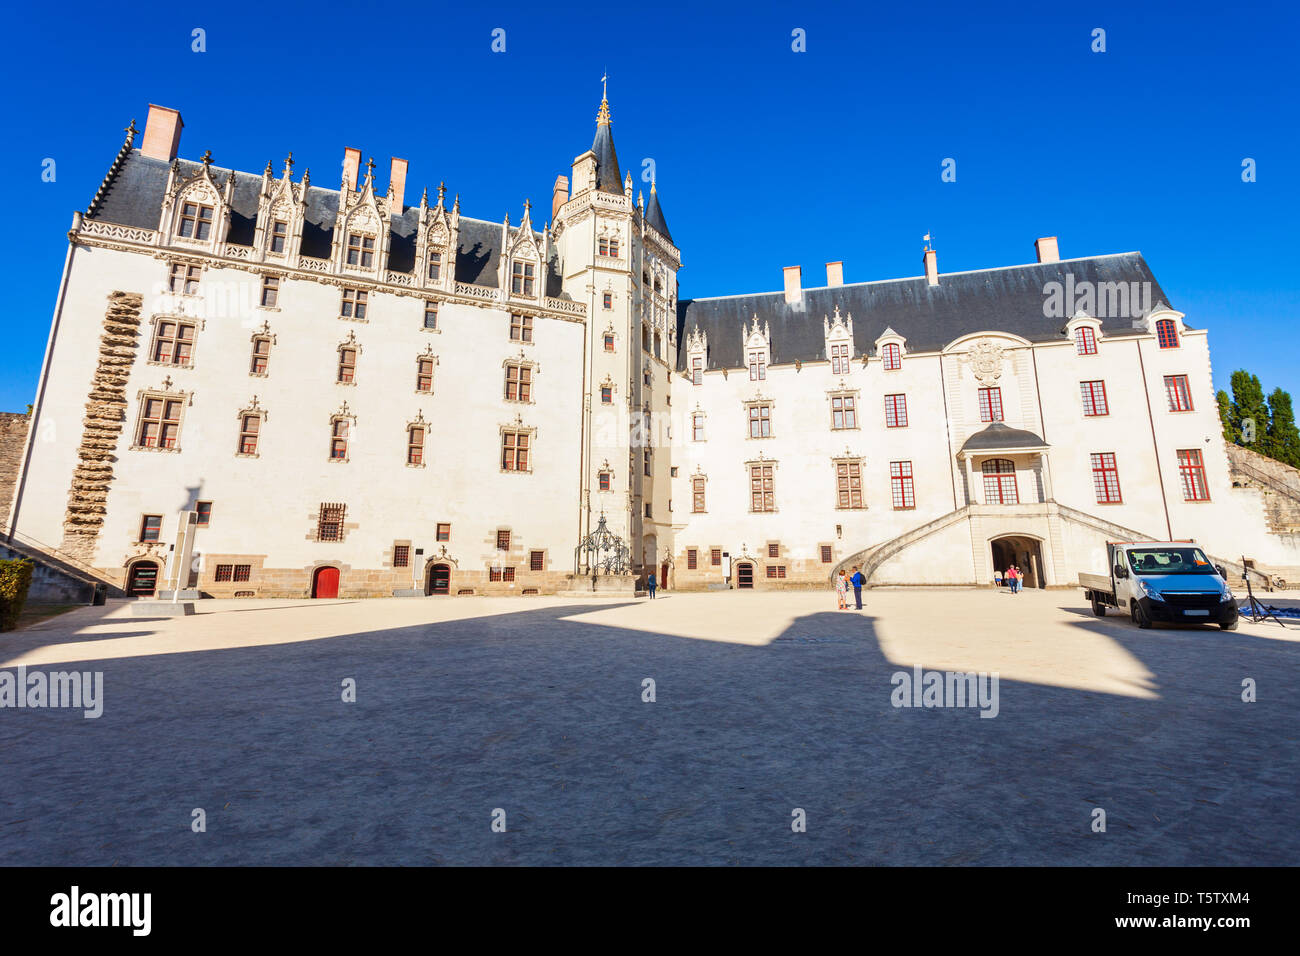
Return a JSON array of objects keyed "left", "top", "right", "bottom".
[
  {"left": 1220, "top": 619, "right": 1239, "bottom": 631},
  {"left": 1091, "top": 596, "right": 1106, "bottom": 617},
  {"left": 1131, "top": 601, "right": 1152, "bottom": 629}
]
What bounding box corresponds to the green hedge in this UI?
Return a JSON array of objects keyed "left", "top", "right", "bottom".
[{"left": 0, "top": 559, "right": 35, "bottom": 632}]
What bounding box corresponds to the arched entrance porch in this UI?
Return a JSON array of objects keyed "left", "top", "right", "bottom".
[{"left": 990, "top": 535, "right": 1045, "bottom": 589}]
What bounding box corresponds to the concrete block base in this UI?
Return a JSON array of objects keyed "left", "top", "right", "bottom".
[{"left": 131, "top": 601, "right": 195, "bottom": 616}]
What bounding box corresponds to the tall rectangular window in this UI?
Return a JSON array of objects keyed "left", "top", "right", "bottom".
[
  {"left": 598, "top": 471, "right": 611, "bottom": 491},
  {"left": 427, "top": 251, "right": 442, "bottom": 280},
  {"left": 338, "top": 348, "right": 356, "bottom": 383},
  {"left": 692, "top": 412, "right": 705, "bottom": 441},
  {"left": 317, "top": 502, "right": 345, "bottom": 541},
  {"left": 820, "top": 545, "right": 833, "bottom": 564},
  {"left": 269, "top": 220, "right": 288, "bottom": 254},
  {"left": 238, "top": 414, "right": 260, "bottom": 454},
  {"left": 530, "top": 550, "right": 545, "bottom": 571},
  {"left": 710, "top": 548, "right": 721, "bottom": 567},
  {"left": 1178, "top": 449, "right": 1209, "bottom": 500},
  {"left": 890, "top": 461, "right": 915, "bottom": 510},
  {"left": 978, "top": 387, "right": 1004, "bottom": 422},
  {"left": 510, "top": 313, "right": 533, "bottom": 342},
  {"left": 393, "top": 545, "right": 410, "bottom": 568},
  {"left": 139, "top": 514, "right": 162, "bottom": 542},
  {"left": 511, "top": 261, "right": 535, "bottom": 296},
  {"left": 505, "top": 364, "right": 532, "bottom": 401},
  {"left": 497, "top": 530, "right": 511, "bottom": 551},
  {"left": 138, "top": 397, "right": 182, "bottom": 449},
  {"left": 748, "top": 404, "right": 772, "bottom": 438},
  {"left": 330, "top": 420, "right": 349, "bottom": 459},
  {"left": 417, "top": 357, "right": 435, "bottom": 393},
  {"left": 836, "top": 461, "right": 863, "bottom": 509},
  {"left": 600, "top": 385, "right": 612, "bottom": 404},
  {"left": 687, "top": 548, "right": 698, "bottom": 570},
  {"left": 260, "top": 275, "right": 279, "bottom": 307},
  {"left": 250, "top": 336, "right": 271, "bottom": 375},
  {"left": 748, "top": 351, "right": 766, "bottom": 381},
  {"left": 1156, "top": 319, "right": 1179, "bottom": 349},
  {"left": 1164, "top": 374, "right": 1193, "bottom": 412},
  {"left": 502, "top": 431, "right": 530, "bottom": 471},
  {"left": 831, "top": 394, "right": 856, "bottom": 429},
  {"left": 830, "top": 344, "right": 850, "bottom": 375},
  {"left": 1091, "top": 452, "right": 1122, "bottom": 503},
  {"left": 1080, "top": 380, "right": 1109, "bottom": 417},
  {"left": 152, "top": 320, "right": 195, "bottom": 366},
  {"left": 604, "top": 333, "right": 615, "bottom": 352},
  {"left": 341, "top": 288, "right": 367, "bottom": 319},
  {"left": 1075, "top": 326, "right": 1098, "bottom": 355},
  {"left": 195, "top": 501, "right": 212, "bottom": 526},
  {"left": 691, "top": 357, "right": 702, "bottom": 385},
  {"left": 407, "top": 426, "right": 425, "bottom": 465},
  {"left": 692, "top": 477, "right": 706, "bottom": 513},
  {"left": 881, "top": 343, "right": 901, "bottom": 370},
  {"left": 884, "top": 393, "right": 908, "bottom": 428},
  {"left": 750, "top": 464, "right": 775, "bottom": 512},
  {"left": 424, "top": 301, "right": 438, "bottom": 329}
]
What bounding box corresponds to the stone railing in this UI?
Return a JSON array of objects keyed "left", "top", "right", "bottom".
[
  {"left": 299, "top": 256, "right": 331, "bottom": 273},
  {"left": 544, "top": 296, "right": 587, "bottom": 317},
  {"left": 385, "top": 271, "right": 415, "bottom": 287},
  {"left": 455, "top": 282, "right": 498, "bottom": 302},
  {"left": 78, "top": 220, "right": 157, "bottom": 244},
  {"left": 224, "top": 244, "right": 252, "bottom": 260}
]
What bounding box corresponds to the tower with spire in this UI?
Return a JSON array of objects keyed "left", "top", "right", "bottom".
[{"left": 551, "top": 80, "right": 682, "bottom": 576}]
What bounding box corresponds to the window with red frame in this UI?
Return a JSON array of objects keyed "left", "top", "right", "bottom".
[
  {"left": 238, "top": 414, "right": 260, "bottom": 454},
  {"left": 416, "top": 356, "right": 435, "bottom": 393},
  {"left": 250, "top": 336, "right": 270, "bottom": 375},
  {"left": 1075, "top": 326, "right": 1097, "bottom": 355},
  {"left": 881, "top": 342, "right": 901, "bottom": 370},
  {"left": 337, "top": 347, "right": 356, "bottom": 383},
  {"left": 1080, "top": 380, "right": 1109, "bottom": 417},
  {"left": 1178, "top": 449, "right": 1209, "bottom": 500},
  {"left": 138, "top": 397, "right": 182, "bottom": 449},
  {"left": 501, "top": 431, "right": 529, "bottom": 471},
  {"left": 407, "top": 426, "right": 424, "bottom": 465},
  {"left": 505, "top": 363, "right": 531, "bottom": 401},
  {"left": 152, "top": 320, "right": 195, "bottom": 366},
  {"left": 1156, "top": 319, "right": 1179, "bottom": 349},
  {"left": 1091, "top": 452, "right": 1122, "bottom": 503},
  {"left": 884, "top": 393, "right": 908, "bottom": 427},
  {"left": 1164, "top": 374, "right": 1193, "bottom": 412},
  {"left": 692, "top": 477, "right": 706, "bottom": 513},
  {"left": 889, "top": 461, "right": 915, "bottom": 509},
  {"left": 330, "top": 419, "right": 349, "bottom": 459},
  {"left": 978, "top": 387, "right": 1004, "bottom": 422},
  {"left": 981, "top": 458, "right": 1018, "bottom": 504},
  {"left": 830, "top": 343, "right": 850, "bottom": 375},
  {"left": 748, "top": 350, "right": 766, "bottom": 381},
  {"left": 598, "top": 471, "right": 611, "bottom": 491}
]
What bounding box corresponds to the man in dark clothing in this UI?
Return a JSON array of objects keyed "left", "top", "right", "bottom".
[
  {"left": 850, "top": 566, "right": 865, "bottom": 609},
  {"left": 647, "top": 572, "right": 657, "bottom": 599}
]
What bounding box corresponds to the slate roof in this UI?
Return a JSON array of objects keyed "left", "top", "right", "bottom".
[
  {"left": 591, "top": 119, "right": 622, "bottom": 195},
  {"left": 676, "top": 253, "right": 1173, "bottom": 371},
  {"left": 85, "top": 150, "right": 564, "bottom": 297},
  {"left": 645, "top": 183, "right": 672, "bottom": 243},
  {"left": 959, "top": 423, "right": 1050, "bottom": 455}
]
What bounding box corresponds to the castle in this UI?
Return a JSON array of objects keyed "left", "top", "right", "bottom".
[{"left": 4, "top": 94, "right": 1297, "bottom": 598}]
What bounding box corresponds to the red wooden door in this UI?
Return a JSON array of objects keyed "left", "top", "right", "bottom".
[{"left": 312, "top": 566, "right": 340, "bottom": 599}]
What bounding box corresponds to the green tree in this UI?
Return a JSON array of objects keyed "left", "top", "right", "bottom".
[
  {"left": 1230, "top": 370, "right": 1269, "bottom": 449},
  {"left": 1216, "top": 389, "right": 1237, "bottom": 444},
  {"left": 1265, "top": 388, "right": 1300, "bottom": 468}
]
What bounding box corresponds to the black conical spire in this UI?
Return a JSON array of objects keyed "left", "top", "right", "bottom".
[
  {"left": 645, "top": 178, "right": 672, "bottom": 243},
  {"left": 591, "top": 80, "right": 622, "bottom": 195}
]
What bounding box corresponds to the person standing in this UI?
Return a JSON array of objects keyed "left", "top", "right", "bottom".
[
  {"left": 647, "top": 571, "right": 657, "bottom": 599},
  {"left": 835, "top": 569, "right": 849, "bottom": 610},
  {"left": 1008, "top": 565, "right": 1020, "bottom": 594},
  {"left": 850, "top": 566, "right": 865, "bottom": 610},
  {"left": 994, "top": 569, "right": 1004, "bottom": 588}
]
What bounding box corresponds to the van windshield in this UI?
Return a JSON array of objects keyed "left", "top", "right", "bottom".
[{"left": 1126, "top": 547, "right": 1216, "bottom": 576}]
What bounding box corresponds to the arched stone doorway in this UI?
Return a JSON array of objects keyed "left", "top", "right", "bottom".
[
  {"left": 126, "top": 560, "right": 159, "bottom": 597},
  {"left": 736, "top": 561, "right": 754, "bottom": 589},
  {"left": 425, "top": 563, "right": 450, "bottom": 595},
  {"left": 990, "top": 535, "right": 1045, "bottom": 589},
  {"left": 312, "top": 566, "right": 340, "bottom": 599}
]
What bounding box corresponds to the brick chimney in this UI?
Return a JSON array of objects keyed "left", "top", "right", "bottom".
[
  {"left": 783, "top": 266, "right": 802, "bottom": 304},
  {"left": 826, "top": 261, "right": 844, "bottom": 287},
  {"left": 923, "top": 248, "right": 938, "bottom": 286},
  {"left": 141, "top": 105, "right": 184, "bottom": 162},
  {"left": 552, "top": 175, "right": 569, "bottom": 221},
  {"left": 1035, "top": 236, "right": 1060, "bottom": 263},
  {"left": 388, "top": 158, "right": 408, "bottom": 210},
  {"left": 342, "top": 148, "right": 361, "bottom": 191}
]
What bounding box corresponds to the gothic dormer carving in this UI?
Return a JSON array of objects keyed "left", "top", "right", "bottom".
[
  {"left": 158, "top": 152, "right": 233, "bottom": 255},
  {"left": 332, "top": 157, "right": 391, "bottom": 280},
  {"left": 824, "top": 305, "right": 854, "bottom": 370},
  {"left": 742, "top": 314, "right": 771, "bottom": 376},
  {"left": 254, "top": 153, "right": 308, "bottom": 264},
  {"left": 417, "top": 182, "right": 458, "bottom": 292},
  {"left": 501, "top": 201, "right": 541, "bottom": 301}
]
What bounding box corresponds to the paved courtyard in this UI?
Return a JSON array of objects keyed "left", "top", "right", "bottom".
[{"left": 1, "top": 588, "right": 1297, "bottom": 865}]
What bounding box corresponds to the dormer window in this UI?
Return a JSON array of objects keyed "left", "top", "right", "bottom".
[
  {"left": 1075, "top": 326, "right": 1098, "bottom": 355},
  {"left": 882, "top": 342, "right": 902, "bottom": 370},
  {"left": 691, "top": 357, "right": 703, "bottom": 385},
  {"left": 427, "top": 251, "right": 442, "bottom": 280},
  {"left": 748, "top": 351, "right": 766, "bottom": 381},
  {"left": 1156, "top": 318, "right": 1179, "bottom": 349},
  {"left": 346, "top": 233, "right": 375, "bottom": 268},
  {"left": 178, "top": 202, "right": 214, "bottom": 240},
  {"left": 830, "top": 344, "right": 850, "bottom": 375},
  {"left": 511, "top": 261, "right": 535, "bottom": 296},
  {"left": 269, "top": 220, "right": 288, "bottom": 253}
]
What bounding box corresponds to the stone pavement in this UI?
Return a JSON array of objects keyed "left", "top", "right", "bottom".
[{"left": 1, "top": 588, "right": 1296, "bottom": 865}]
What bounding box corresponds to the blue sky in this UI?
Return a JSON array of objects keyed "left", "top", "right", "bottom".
[{"left": 2, "top": 0, "right": 1296, "bottom": 411}]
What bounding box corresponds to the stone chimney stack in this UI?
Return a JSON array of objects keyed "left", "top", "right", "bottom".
[
  {"left": 389, "top": 158, "right": 408, "bottom": 210},
  {"left": 783, "top": 266, "right": 802, "bottom": 304},
  {"left": 141, "top": 105, "right": 184, "bottom": 162},
  {"left": 826, "top": 261, "right": 844, "bottom": 287},
  {"left": 342, "top": 148, "right": 361, "bottom": 191},
  {"left": 1035, "top": 236, "right": 1060, "bottom": 263},
  {"left": 923, "top": 248, "right": 939, "bottom": 286},
  {"left": 552, "top": 175, "right": 569, "bottom": 221}
]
